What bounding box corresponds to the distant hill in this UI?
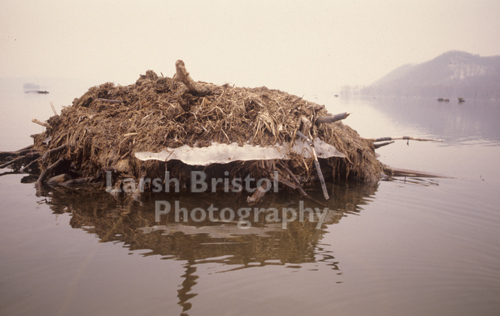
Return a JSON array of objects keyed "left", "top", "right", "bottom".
[{"left": 361, "top": 51, "right": 500, "bottom": 99}]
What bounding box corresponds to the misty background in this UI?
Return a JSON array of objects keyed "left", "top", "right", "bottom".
[{"left": 1, "top": 0, "right": 500, "bottom": 96}]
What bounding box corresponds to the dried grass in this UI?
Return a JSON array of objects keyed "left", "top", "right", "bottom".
[{"left": 33, "top": 69, "right": 389, "bottom": 190}]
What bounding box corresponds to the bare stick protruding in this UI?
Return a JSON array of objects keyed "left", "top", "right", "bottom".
[
  {"left": 173, "top": 60, "right": 210, "bottom": 95},
  {"left": 316, "top": 112, "right": 350, "bottom": 124},
  {"left": 32, "top": 119, "right": 50, "bottom": 129}
]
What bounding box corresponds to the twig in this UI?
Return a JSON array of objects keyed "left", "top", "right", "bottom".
[
  {"left": 0, "top": 145, "right": 34, "bottom": 160},
  {"left": 60, "top": 177, "right": 94, "bottom": 187},
  {"left": 291, "top": 95, "right": 304, "bottom": 106},
  {"left": 278, "top": 162, "right": 327, "bottom": 207},
  {"left": 390, "top": 167, "right": 449, "bottom": 178},
  {"left": 247, "top": 180, "right": 268, "bottom": 204},
  {"left": 299, "top": 115, "right": 312, "bottom": 135},
  {"left": 50, "top": 102, "right": 59, "bottom": 116},
  {"left": 0, "top": 151, "right": 39, "bottom": 169},
  {"left": 41, "top": 144, "right": 67, "bottom": 161},
  {"left": 374, "top": 141, "right": 395, "bottom": 149},
  {"left": 308, "top": 104, "right": 325, "bottom": 111},
  {"left": 0, "top": 171, "right": 19, "bottom": 177},
  {"left": 296, "top": 130, "right": 330, "bottom": 200},
  {"left": 20, "top": 157, "right": 41, "bottom": 172},
  {"left": 93, "top": 98, "right": 125, "bottom": 104},
  {"left": 16, "top": 145, "right": 34, "bottom": 155},
  {"left": 32, "top": 119, "right": 51, "bottom": 129},
  {"left": 0, "top": 155, "right": 25, "bottom": 169},
  {"left": 35, "top": 158, "right": 64, "bottom": 190},
  {"left": 316, "top": 112, "right": 350, "bottom": 124}
]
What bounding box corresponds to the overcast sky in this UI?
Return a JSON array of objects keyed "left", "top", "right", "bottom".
[{"left": 1, "top": 0, "right": 499, "bottom": 95}]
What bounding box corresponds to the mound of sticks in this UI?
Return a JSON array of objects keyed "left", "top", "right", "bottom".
[{"left": 3, "top": 60, "right": 422, "bottom": 201}]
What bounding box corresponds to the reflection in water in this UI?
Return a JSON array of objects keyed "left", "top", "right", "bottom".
[
  {"left": 366, "top": 97, "right": 500, "bottom": 144},
  {"left": 38, "top": 181, "right": 378, "bottom": 315},
  {"left": 3, "top": 83, "right": 500, "bottom": 315},
  {"left": 179, "top": 263, "right": 198, "bottom": 316},
  {"left": 383, "top": 176, "right": 441, "bottom": 187}
]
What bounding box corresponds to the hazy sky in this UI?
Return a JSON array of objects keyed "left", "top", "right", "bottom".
[{"left": 1, "top": 0, "right": 499, "bottom": 95}]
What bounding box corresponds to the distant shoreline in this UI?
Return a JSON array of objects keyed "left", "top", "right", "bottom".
[{"left": 24, "top": 90, "right": 49, "bottom": 94}]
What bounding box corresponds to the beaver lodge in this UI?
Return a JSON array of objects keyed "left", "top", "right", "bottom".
[{"left": 1, "top": 61, "right": 442, "bottom": 204}]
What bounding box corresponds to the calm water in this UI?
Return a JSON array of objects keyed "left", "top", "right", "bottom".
[{"left": 1, "top": 79, "right": 500, "bottom": 316}]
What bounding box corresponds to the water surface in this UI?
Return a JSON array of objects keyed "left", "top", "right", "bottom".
[{"left": 1, "top": 80, "right": 499, "bottom": 315}]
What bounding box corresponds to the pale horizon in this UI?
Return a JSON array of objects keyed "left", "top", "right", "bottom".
[{"left": 2, "top": 0, "right": 500, "bottom": 96}]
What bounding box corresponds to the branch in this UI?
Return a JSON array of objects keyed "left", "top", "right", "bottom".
[
  {"left": 367, "top": 136, "right": 443, "bottom": 142},
  {"left": 60, "top": 177, "right": 94, "bottom": 187},
  {"left": 0, "top": 145, "right": 34, "bottom": 160},
  {"left": 316, "top": 112, "right": 350, "bottom": 124},
  {"left": 93, "top": 98, "right": 125, "bottom": 104},
  {"left": 35, "top": 158, "right": 64, "bottom": 190},
  {"left": 296, "top": 131, "right": 330, "bottom": 200},
  {"left": 0, "top": 155, "right": 25, "bottom": 169},
  {"left": 374, "top": 141, "right": 395, "bottom": 149},
  {"left": 41, "top": 144, "right": 67, "bottom": 161},
  {"left": 50, "top": 102, "right": 59, "bottom": 116},
  {"left": 173, "top": 60, "right": 210, "bottom": 95},
  {"left": 247, "top": 180, "right": 268, "bottom": 204},
  {"left": 299, "top": 115, "right": 312, "bottom": 136},
  {"left": 20, "top": 157, "right": 41, "bottom": 172},
  {"left": 0, "top": 148, "right": 39, "bottom": 170},
  {"left": 32, "top": 118, "right": 50, "bottom": 129},
  {"left": 278, "top": 162, "right": 327, "bottom": 207}
]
